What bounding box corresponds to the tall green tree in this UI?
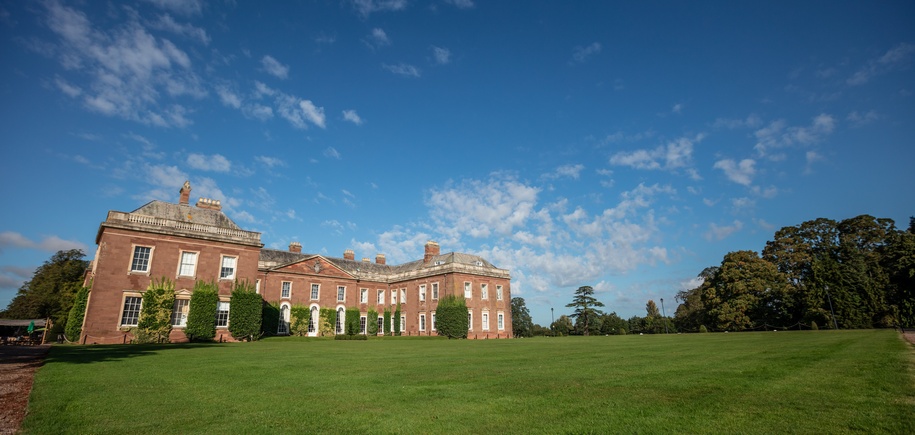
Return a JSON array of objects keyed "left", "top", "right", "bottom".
[
  {"left": 510, "top": 297, "right": 534, "bottom": 338},
  {"left": 2, "top": 249, "right": 88, "bottom": 332},
  {"left": 883, "top": 224, "right": 915, "bottom": 327},
  {"left": 550, "top": 315, "right": 573, "bottom": 336},
  {"left": 565, "top": 286, "right": 604, "bottom": 336},
  {"left": 700, "top": 250, "right": 794, "bottom": 331}
]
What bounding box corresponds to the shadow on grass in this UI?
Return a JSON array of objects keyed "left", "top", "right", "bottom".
[{"left": 43, "top": 342, "right": 230, "bottom": 365}]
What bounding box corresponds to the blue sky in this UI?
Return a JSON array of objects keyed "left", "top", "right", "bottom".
[{"left": 1, "top": 0, "right": 913, "bottom": 325}]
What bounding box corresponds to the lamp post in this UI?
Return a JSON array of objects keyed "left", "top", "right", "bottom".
[
  {"left": 660, "top": 298, "right": 669, "bottom": 334},
  {"left": 551, "top": 307, "right": 554, "bottom": 325}
]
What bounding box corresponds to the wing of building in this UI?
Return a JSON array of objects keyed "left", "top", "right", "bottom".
[{"left": 80, "top": 182, "right": 512, "bottom": 343}]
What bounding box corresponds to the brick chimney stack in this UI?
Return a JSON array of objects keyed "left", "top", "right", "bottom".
[
  {"left": 289, "top": 242, "right": 302, "bottom": 253},
  {"left": 179, "top": 181, "right": 191, "bottom": 205},
  {"left": 343, "top": 249, "right": 355, "bottom": 261},
  {"left": 424, "top": 241, "right": 440, "bottom": 263},
  {"left": 375, "top": 254, "right": 386, "bottom": 265},
  {"left": 362, "top": 258, "right": 370, "bottom": 263}
]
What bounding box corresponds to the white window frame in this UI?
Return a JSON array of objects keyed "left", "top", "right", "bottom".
[
  {"left": 336, "top": 306, "right": 345, "bottom": 334},
  {"left": 360, "top": 288, "right": 368, "bottom": 304},
  {"left": 177, "top": 251, "right": 198, "bottom": 277},
  {"left": 400, "top": 288, "right": 406, "bottom": 304},
  {"left": 219, "top": 256, "right": 237, "bottom": 280},
  {"left": 377, "top": 289, "right": 385, "bottom": 305},
  {"left": 464, "top": 281, "right": 472, "bottom": 299},
  {"left": 120, "top": 294, "right": 142, "bottom": 326},
  {"left": 216, "top": 300, "right": 230, "bottom": 327},
  {"left": 432, "top": 282, "right": 439, "bottom": 300},
  {"left": 481, "top": 283, "right": 489, "bottom": 300},
  {"left": 129, "top": 245, "right": 153, "bottom": 273},
  {"left": 337, "top": 286, "right": 346, "bottom": 302},
  {"left": 391, "top": 289, "right": 397, "bottom": 305},
  {"left": 498, "top": 312, "right": 505, "bottom": 330},
  {"left": 431, "top": 311, "right": 436, "bottom": 331},
  {"left": 308, "top": 305, "right": 318, "bottom": 335},
  {"left": 256, "top": 279, "right": 261, "bottom": 294},
  {"left": 419, "top": 313, "right": 426, "bottom": 332},
  {"left": 278, "top": 303, "right": 290, "bottom": 335},
  {"left": 467, "top": 310, "right": 473, "bottom": 331},
  {"left": 170, "top": 298, "right": 190, "bottom": 327},
  {"left": 311, "top": 283, "right": 320, "bottom": 300},
  {"left": 400, "top": 315, "right": 405, "bottom": 332},
  {"left": 360, "top": 315, "right": 367, "bottom": 335},
  {"left": 497, "top": 285, "right": 503, "bottom": 301},
  {"left": 281, "top": 281, "right": 292, "bottom": 299},
  {"left": 419, "top": 284, "right": 426, "bottom": 302},
  {"left": 482, "top": 311, "right": 490, "bottom": 331},
  {"left": 377, "top": 316, "right": 384, "bottom": 335}
]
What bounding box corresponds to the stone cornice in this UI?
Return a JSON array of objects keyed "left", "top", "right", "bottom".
[{"left": 99, "top": 211, "right": 263, "bottom": 248}]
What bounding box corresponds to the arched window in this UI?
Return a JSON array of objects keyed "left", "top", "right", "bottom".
[
  {"left": 278, "top": 304, "right": 290, "bottom": 335},
  {"left": 336, "top": 307, "right": 345, "bottom": 334},
  {"left": 308, "top": 306, "right": 318, "bottom": 334}
]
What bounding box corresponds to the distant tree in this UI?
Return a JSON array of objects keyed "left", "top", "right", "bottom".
[
  {"left": 565, "top": 286, "right": 605, "bottom": 336},
  {"left": 531, "top": 324, "right": 552, "bottom": 336},
  {"left": 550, "top": 315, "right": 573, "bottom": 336},
  {"left": 2, "top": 249, "right": 88, "bottom": 333},
  {"left": 511, "top": 297, "right": 534, "bottom": 338},
  {"left": 436, "top": 295, "right": 468, "bottom": 339},
  {"left": 700, "top": 250, "right": 793, "bottom": 331},
  {"left": 600, "top": 312, "right": 627, "bottom": 335},
  {"left": 883, "top": 225, "right": 915, "bottom": 327},
  {"left": 644, "top": 300, "right": 661, "bottom": 333}
]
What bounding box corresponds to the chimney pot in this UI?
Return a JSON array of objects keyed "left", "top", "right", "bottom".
[
  {"left": 289, "top": 242, "right": 302, "bottom": 253},
  {"left": 375, "top": 254, "right": 386, "bottom": 265},
  {"left": 343, "top": 249, "right": 355, "bottom": 261},
  {"left": 362, "top": 258, "right": 370, "bottom": 263},
  {"left": 179, "top": 180, "right": 191, "bottom": 205}
]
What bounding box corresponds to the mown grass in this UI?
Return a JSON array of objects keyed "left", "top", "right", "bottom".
[{"left": 23, "top": 330, "right": 915, "bottom": 434}]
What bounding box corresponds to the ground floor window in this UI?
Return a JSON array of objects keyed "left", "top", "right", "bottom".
[
  {"left": 308, "top": 306, "right": 318, "bottom": 333},
  {"left": 278, "top": 304, "right": 290, "bottom": 335},
  {"left": 336, "top": 308, "right": 345, "bottom": 334},
  {"left": 216, "top": 301, "right": 230, "bottom": 327},
  {"left": 419, "top": 314, "right": 426, "bottom": 331},
  {"left": 498, "top": 312, "right": 505, "bottom": 330},
  {"left": 360, "top": 316, "right": 367, "bottom": 334},
  {"left": 377, "top": 316, "right": 384, "bottom": 334},
  {"left": 121, "top": 296, "right": 142, "bottom": 326},
  {"left": 170, "top": 299, "right": 189, "bottom": 327}
]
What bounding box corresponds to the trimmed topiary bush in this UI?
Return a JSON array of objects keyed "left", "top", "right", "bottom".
[
  {"left": 229, "top": 280, "right": 263, "bottom": 341},
  {"left": 436, "top": 294, "right": 468, "bottom": 339},
  {"left": 344, "top": 307, "right": 360, "bottom": 336},
  {"left": 383, "top": 308, "right": 392, "bottom": 336},
  {"left": 699, "top": 325, "right": 709, "bottom": 333},
  {"left": 619, "top": 327, "right": 627, "bottom": 335},
  {"left": 261, "top": 302, "right": 280, "bottom": 336},
  {"left": 65, "top": 285, "right": 90, "bottom": 342},
  {"left": 319, "top": 307, "right": 336, "bottom": 336},
  {"left": 393, "top": 302, "right": 401, "bottom": 336},
  {"left": 186, "top": 281, "right": 218, "bottom": 341},
  {"left": 289, "top": 305, "right": 310, "bottom": 336},
  {"left": 334, "top": 334, "right": 368, "bottom": 340},
  {"left": 810, "top": 321, "right": 819, "bottom": 331}
]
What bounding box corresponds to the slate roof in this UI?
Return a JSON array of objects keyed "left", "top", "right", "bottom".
[
  {"left": 131, "top": 201, "right": 242, "bottom": 230},
  {"left": 258, "top": 248, "right": 503, "bottom": 279}
]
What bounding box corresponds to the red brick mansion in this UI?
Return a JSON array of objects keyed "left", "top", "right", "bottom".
[{"left": 80, "top": 182, "right": 512, "bottom": 343}]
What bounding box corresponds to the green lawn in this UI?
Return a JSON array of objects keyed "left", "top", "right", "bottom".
[{"left": 23, "top": 330, "right": 915, "bottom": 434}]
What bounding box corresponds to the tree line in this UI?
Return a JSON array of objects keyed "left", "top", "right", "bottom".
[{"left": 675, "top": 215, "right": 915, "bottom": 331}]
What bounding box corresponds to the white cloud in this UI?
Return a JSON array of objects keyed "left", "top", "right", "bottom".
[
  {"left": 572, "top": 42, "right": 601, "bottom": 63},
  {"left": 255, "top": 156, "right": 286, "bottom": 168},
  {"left": 55, "top": 77, "right": 82, "bottom": 97},
  {"left": 143, "top": 0, "right": 203, "bottom": 16},
  {"left": 187, "top": 153, "right": 231, "bottom": 172},
  {"left": 367, "top": 28, "right": 390, "bottom": 47},
  {"left": 324, "top": 147, "right": 341, "bottom": 160},
  {"left": 712, "top": 114, "right": 763, "bottom": 130},
  {"left": 671, "top": 103, "right": 683, "bottom": 114},
  {"left": 848, "top": 42, "right": 915, "bottom": 85},
  {"left": 753, "top": 114, "right": 835, "bottom": 157},
  {"left": 0, "top": 231, "right": 88, "bottom": 253},
  {"left": 713, "top": 158, "right": 756, "bottom": 186},
  {"left": 299, "top": 100, "right": 326, "bottom": 128},
  {"left": 352, "top": 0, "right": 407, "bottom": 17},
  {"left": 846, "top": 110, "right": 879, "bottom": 127},
  {"left": 544, "top": 164, "right": 584, "bottom": 180},
  {"left": 445, "top": 0, "right": 474, "bottom": 8},
  {"left": 42, "top": 1, "right": 203, "bottom": 127},
  {"left": 269, "top": 89, "right": 325, "bottom": 129},
  {"left": 215, "top": 85, "right": 242, "bottom": 109},
  {"left": 609, "top": 135, "right": 700, "bottom": 173},
  {"left": 432, "top": 46, "right": 451, "bottom": 65},
  {"left": 261, "top": 55, "right": 289, "bottom": 79},
  {"left": 704, "top": 220, "right": 744, "bottom": 241},
  {"left": 342, "top": 109, "right": 363, "bottom": 125},
  {"left": 150, "top": 14, "right": 210, "bottom": 45},
  {"left": 383, "top": 63, "right": 421, "bottom": 77}
]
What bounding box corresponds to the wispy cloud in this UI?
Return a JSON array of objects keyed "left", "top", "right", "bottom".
[
  {"left": 342, "top": 109, "right": 363, "bottom": 125},
  {"left": 432, "top": 46, "right": 451, "bottom": 65},
  {"left": 187, "top": 153, "right": 231, "bottom": 172},
  {"left": 366, "top": 28, "right": 390, "bottom": 48},
  {"left": 255, "top": 156, "right": 286, "bottom": 168},
  {"left": 261, "top": 55, "right": 289, "bottom": 79},
  {"left": 0, "top": 231, "right": 88, "bottom": 253},
  {"left": 704, "top": 220, "right": 744, "bottom": 241},
  {"left": 571, "top": 42, "right": 601, "bottom": 63},
  {"left": 253, "top": 82, "right": 325, "bottom": 129},
  {"left": 713, "top": 158, "right": 756, "bottom": 186},
  {"left": 444, "top": 0, "right": 475, "bottom": 9},
  {"left": 543, "top": 164, "right": 585, "bottom": 180},
  {"left": 753, "top": 114, "right": 836, "bottom": 158},
  {"left": 150, "top": 14, "right": 210, "bottom": 45},
  {"left": 609, "top": 135, "right": 702, "bottom": 175},
  {"left": 383, "top": 63, "right": 421, "bottom": 77},
  {"left": 847, "top": 42, "right": 914, "bottom": 85},
  {"left": 324, "top": 147, "right": 342, "bottom": 160},
  {"left": 352, "top": 0, "right": 407, "bottom": 18},
  {"left": 143, "top": 0, "right": 203, "bottom": 16}
]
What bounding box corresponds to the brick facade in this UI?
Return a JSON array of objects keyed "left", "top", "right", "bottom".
[{"left": 80, "top": 182, "right": 512, "bottom": 343}]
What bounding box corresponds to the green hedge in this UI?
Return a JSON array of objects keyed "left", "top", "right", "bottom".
[
  {"left": 290, "top": 305, "right": 311, "bottom": 336},
  {"left": 334, "top": 334, "right": 368, "bottom": 340},
  {"left": 229, "top": 280, "right": 263, "bottom": 341},
  {"left": 186, "top": 281, "right": 218, "bottom": 341},
  {"left": 319, "top": 307, "right": 336, "bottom": 336},
  {"left": 383, "top": 308, "right": 392, "bottom": 336},
  {"left": 394, "top": 303, "right": 402, "bottom": 336},
  {"left": 135, "top": 278, "right": 175, "bottom": 344},
  {"left": 344, "top": 307, "right": 360, "bottom": 336},
  {"left": 436, "top": 294, "right": 468, "bottom": 339},
  {"left": 367, "top": 308, "right": 379, "bottom": 335},
  {"left": 65, "top": 285, "right": 90, "bottom": 342}
]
